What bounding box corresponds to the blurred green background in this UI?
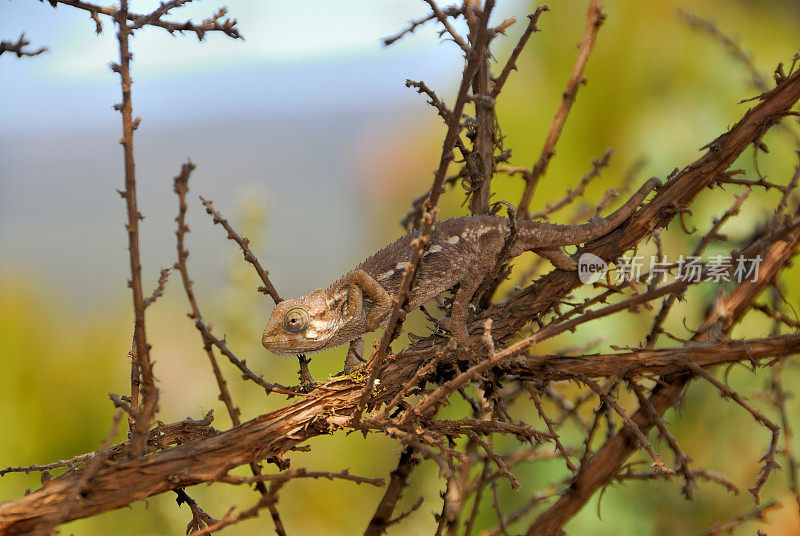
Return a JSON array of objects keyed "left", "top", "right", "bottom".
[{"left": 1, "top": 1, "right": 799, "bottom": 534}]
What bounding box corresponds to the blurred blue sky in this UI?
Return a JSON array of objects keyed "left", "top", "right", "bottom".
[
  {"left": 0, "top": 1, "right": 524, "bottom": 306},
  {"left": 1, "top": 0, "right": 523, "bottom": 132}
]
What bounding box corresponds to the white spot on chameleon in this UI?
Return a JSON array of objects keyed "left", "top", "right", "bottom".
[
  {"left": 447, "top": 236, "right": 459, "bottom": 244},
  {"left": 376, "top": 269, "right": 394, "bottom": 281},
  {"left": 423, "top": 245, "right": 442, "bottom": 257},
  {"left": 396, "top": 261, "right": 411, "bottom": 271},
  {"left": 310, "top": 319, "right": 328, "bottom": 330}
]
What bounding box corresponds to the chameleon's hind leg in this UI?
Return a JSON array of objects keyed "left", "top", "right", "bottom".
[
  {"left": 348, "top": 269, "right": 392, "bottom": 331},
  {"left": 534, "top": 247, "right": 577, "bottom": 271},
  {"left": 343, "top": 337, "right": 365, "bottom": 374},
  {"left": 438, "top": 256, "right": 495, "bottom": 350}
]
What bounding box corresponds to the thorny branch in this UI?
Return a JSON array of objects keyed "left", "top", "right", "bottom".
[
  {"left": 0, "top": 34, "right": 47, "bottom": 57},
  {"left": 200, "top": 196, "right": 282, "bottom": 303},
  {"left": 517, "top": 0, "right": 606, "bottom": 217},
  {"left": 353, "top": 0, "right": 496, "bottom": 424},
  {"left": 38, "top": 0, "right": 241, "bottom": 40},
  {"left": 3, "top": 1, "right": 800, "bottom": 535},
  {"left": 114, "top": 0, "right": 157, "bottom": 458}
]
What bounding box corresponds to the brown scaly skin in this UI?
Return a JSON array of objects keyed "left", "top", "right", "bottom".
[{"left": 263, "top": 177, "right": 660, "bottom": 370}]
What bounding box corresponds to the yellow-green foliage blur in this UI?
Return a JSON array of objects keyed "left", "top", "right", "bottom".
[{"left": 2, "top": 1, "right": 799, "bottom": 535}]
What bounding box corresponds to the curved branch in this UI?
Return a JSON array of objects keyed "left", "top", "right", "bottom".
[{"left": 2, "top": 40, "right": 800, "bottom": 536}]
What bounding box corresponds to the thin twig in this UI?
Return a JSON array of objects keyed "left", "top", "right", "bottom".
[
  {"left": 690, "top": 500, "right": 780, "bottom": 536},
  {"left": 383, "top": 5, "right": 462, "bottom": 46},
  {"left": 364, "top": 448, "right": 420, "bottom": 536},
  {"left": 0, "top": 34, "right": 47, "bottom": 57},
  {"left": 686, "top": 362, "right": 781, "bottom": 504},
  {"left": 200, "top": 196, "right": 282, "bottom": 303},
  {"left": 491, "top": 6, "right": 549, "bottom": 98},
  {"left": 114, "top": 0, "right": 157, "bottom": 459},
  {"left": 42, "top": 0, "right": 241, "bottom": 40},
  {"left": 518, "top": 0, "right": 606, "bottom": 217},
  {"left": 352, "top": 1, "right": 496, "bottom": 425}
]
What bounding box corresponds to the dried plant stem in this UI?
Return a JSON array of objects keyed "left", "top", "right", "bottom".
[
  {"left": 114, "top": 2, "right": 157, "bottom": 458},
  {"left": 353, "top": 0, "right": 496, "bottom": 424},
  {"left": 518, "top": 0, "right": 605, "bottom": 217}
]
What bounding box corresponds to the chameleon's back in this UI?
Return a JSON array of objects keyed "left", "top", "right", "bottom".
[
  {"left": 351, "top": 215, "right": 509, "bottom": 310},
  {"left": 340, "top": 177, "right": 659, "bottom": 314}
]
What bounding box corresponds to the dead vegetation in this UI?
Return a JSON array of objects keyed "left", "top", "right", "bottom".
[{"left": 1, "top": 1, "right": 799, "bottom": 535}]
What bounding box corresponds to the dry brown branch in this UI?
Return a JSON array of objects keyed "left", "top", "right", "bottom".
[
  {"left": 199, "top": 196, "right": 282, "bottom": 303},
  {"left": 383, "top": 5, "right": 462, "bottom": 47},
  {"left": 629, "top": 380, "right": 697, "bottom": 498},
  {"left": 579, "top": 376, "right": 672, "bottom": 473},
  {"left": 40, "top": 0, "right": 241, "bottom": 39},
  {"left": 0, "top": 34, "right": 47, "bottom": 57},
  {"left": 28, "top": 412, "right": 122, "bottom": 535},
  {"left": 678, "top": 9, "right": 768, "bottom": 91},
  {"left": 686, "top": 362, "right": 780, "bottom": 504},
  {"left": 354, "top": 1, "right": 496, "bottom": 424},
  {"left": 423, "top": 0, "right": 470, "bottom": 53},
  {"left": 4, "top": 2, "right": 800, "bottom": 534},
  {"left": 525, "top": 210, "right": 800, "bottom": 535},
  {"left": 517, "top": 0, "right": 605, "bottom": 217},
  {"left": 113, "top": 0, "right": 157, "bottom": 458},
  {"left": 490, "top": 6, "right": 549, "bottom": 99},
  {"left": 364, "top": 447, "right": 420, "bottom": 536},
  {"left": 173, "top": 162, "right": 241, "bottom": 422},
  {"left": 1, "top": 304, "right": 796, "bottom": 531},
  {"left": 771, "top": 360, "right": 800, "bottom": 514},
  {"left": 502, "top": 333, "right": 800, "bottom": 380},
  {"left": 466, "top": 0, "right": 498, "bottom": 213},
  {"left": 174, "top": 165, "right": 293, "bottom": 398},
  {"left": 143, "top": 267, "right": 170, "bottom": 308},
  {"left": 528, "top": 385, "right": 576, "bottom": 472},
  {"left": 218, "top": 469, "right": 384, "bottom": 488},
  {"left": 173, "top": 164, "right": 296, "bottom": 532},
  {"left": 527, "top": 148, "right": 612, "bottom": 221}
]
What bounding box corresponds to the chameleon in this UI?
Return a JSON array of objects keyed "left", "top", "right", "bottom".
[{"left": 262, "top": 177, "right": 660, "bottom": 370}]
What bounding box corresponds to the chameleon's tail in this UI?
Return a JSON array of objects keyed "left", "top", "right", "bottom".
[{"left": 524, "top": 176, "right": 661, "bottom": 245}]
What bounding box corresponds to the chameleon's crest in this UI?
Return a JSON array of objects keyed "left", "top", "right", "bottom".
[{"left": 262, "top": 289, "right": 338, "bottom": 354}]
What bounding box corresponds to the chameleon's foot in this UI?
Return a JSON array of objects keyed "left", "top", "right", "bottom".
[
  {"left": 438, "top": 317, "right": 472, "bottom": 351},
  {"left": 342, "top": 337, "right": 366, "bottom": 375},
  {"left": 334, "top": 362, "right": 366, "bottom": 379}
]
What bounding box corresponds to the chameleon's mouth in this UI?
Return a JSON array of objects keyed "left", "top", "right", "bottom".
[{"left": 262, "top": 333, "right": 322, "bottom": 354}]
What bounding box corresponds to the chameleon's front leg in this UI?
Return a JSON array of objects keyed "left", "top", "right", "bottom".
[
  {"left": 343, "top": 337, "right": 365, "bottom": 374},
  {"left": 341, "top": 270, "right": 390, "bottom": 374},
  {"left": 347, "top": 269, "right": 392, "bottom": 331}
]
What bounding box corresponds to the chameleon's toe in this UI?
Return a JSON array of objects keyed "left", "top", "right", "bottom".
[
  {"left": 438, "top": 317, "right": 471, "bottom": 350},
  {"left": 437, "top": 316, "right": 454, "bottom": 333}
]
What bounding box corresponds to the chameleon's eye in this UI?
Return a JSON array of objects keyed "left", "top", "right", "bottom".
[{"left": 283, "top": 307, "right": 310, "bottom": 333}]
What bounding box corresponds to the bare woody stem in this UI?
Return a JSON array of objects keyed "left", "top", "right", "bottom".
[
  {"left": 518, "top": 0, "right": 605, "bottom": 218},
  {"left": 352, "top": 0, "right": 495, "bottom": 425},
  {"left": 466, "top": 0, "right": 495, "bottom": 214},
  {"left": 525, "top": 217, "right": 800, "bottom": 535},
  {"left": 199, "top": 196, "right": 282, "bottom": 303},
  {"left": 42, "top": 0, "right": 241, "bottom": 39},
  {"left": 173, "top": 164, "right": 294, "bottom": 534},
  {"left": 115, "top": 2, "right": 157, "bottom": 458}
]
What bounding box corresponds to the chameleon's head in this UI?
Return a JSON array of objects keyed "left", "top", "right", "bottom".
[{"left": 262, "top": 289, "right": 337, "bottom": 354}]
